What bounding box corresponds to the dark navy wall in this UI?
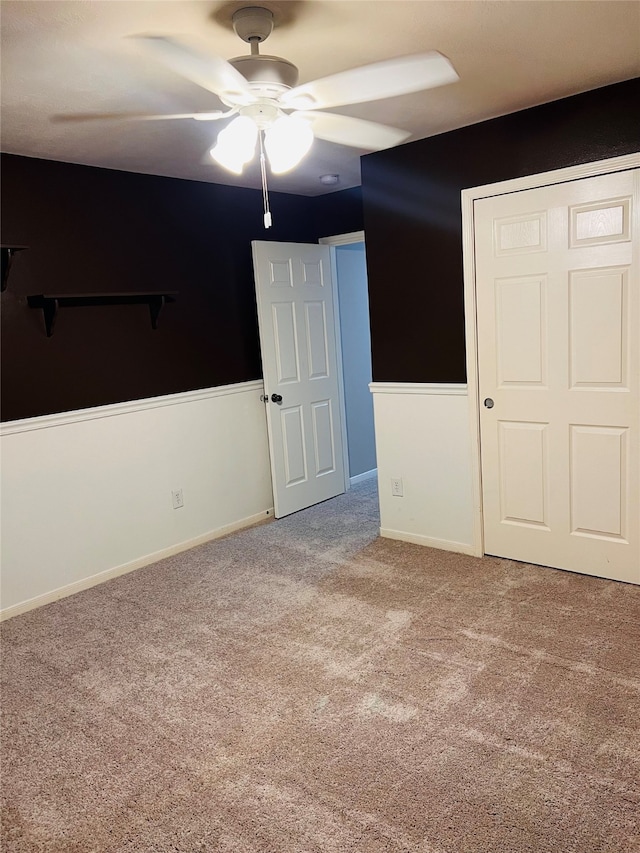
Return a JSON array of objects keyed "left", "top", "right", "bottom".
[
  {"left": 0, "top": 155, "right": 363, "bottom": 420},
  {"left": 5, "top": 79, "right": 638, "bottom": 419},
  {"left": 361, "top": 78, "right": 640, "bottom": 383}
]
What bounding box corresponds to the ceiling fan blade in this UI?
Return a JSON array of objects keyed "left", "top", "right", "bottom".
[
  {"left": 295, "top": 111, "right": 410, "bottom": 150},
  {"left": 135, "top": 36, "right": 256, "bottom": 105},
  {"left": 52, "top": 111, "right": 227, "bottom": 123},
  {"left": 281, "top": 51, "right": 458, "bottom": 111}
]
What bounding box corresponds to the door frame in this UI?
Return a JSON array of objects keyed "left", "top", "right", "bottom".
[
  {"left": 319, "top": 230, "right": 366, "bottom": 491},
  {"left": 461, "top": 152, "right": 640, "bottom": 558}
]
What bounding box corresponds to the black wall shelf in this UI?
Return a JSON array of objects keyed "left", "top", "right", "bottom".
[
  {"left": 27, "top": 292, "right": 177, "bottom": 337},
  {"left": 1, "top": 245, "right": 28, "bottom": 292}
]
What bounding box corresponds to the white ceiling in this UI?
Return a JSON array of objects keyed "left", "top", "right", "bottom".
[{"left": 1, "top": 1, "right": 639, "bottom": 196}]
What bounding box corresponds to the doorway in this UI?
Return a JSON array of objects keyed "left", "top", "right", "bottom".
[{"left": 331, "top": 239, "right": 377, "bottom": 485}]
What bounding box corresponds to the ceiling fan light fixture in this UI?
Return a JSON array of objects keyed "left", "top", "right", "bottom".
[
  {"left": 131, "top": 11, "right": 460, "bottom": 223},
  {"left": 264, "top": 116, "right": 314, "bottom": 174},
  {"left": 210, "top": 115, "right": 258, "bottom": 174}
]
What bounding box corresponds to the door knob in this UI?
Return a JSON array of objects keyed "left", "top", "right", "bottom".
[
  {"left": 271, "top": 393, "right": 283, "bottom": 404},
  {"left": 484, "top": 398, "right": 494, "bottom": 409}
]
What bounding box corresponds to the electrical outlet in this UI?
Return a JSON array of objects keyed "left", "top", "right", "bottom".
[
  {"left": 171, "top": 488, "right": 184, "bottom": 509},
  {"left": 391, "top": 477, "right": 403, "bottom": 497}
]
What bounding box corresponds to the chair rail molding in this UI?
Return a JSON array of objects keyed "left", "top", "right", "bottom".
[
  {"left": 1, "top": 381, "right": 264, "bottom": 436},
  {"left": 370, "top": 382, "right": 467, "bottom": 396}
]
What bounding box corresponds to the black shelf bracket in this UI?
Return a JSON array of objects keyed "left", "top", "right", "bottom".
[
  {"left": 1, "top": 246, "right": 28, "bottom": 292},
  {"left": 27, "top": 292, "right": 177, "bottom": 337}
]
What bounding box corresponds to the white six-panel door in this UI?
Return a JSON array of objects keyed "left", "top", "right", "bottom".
[
  {"left": 475, "top": 169, "right": 639, "bottom": 584},
  {"left": 252, "top": 241, "right": 346, "bottom": 518}
]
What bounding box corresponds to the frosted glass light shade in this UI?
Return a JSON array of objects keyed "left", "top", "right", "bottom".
[
  {"left": 264, "top": 117, "right": 313, "bottom": 174},
  {"left": 210, "top": 116, "right": 258, "bottom": 174}
]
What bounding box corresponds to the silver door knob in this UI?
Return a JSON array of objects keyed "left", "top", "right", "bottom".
[{"left": 484, "top": 398, "right": 494, "bottom": 409}]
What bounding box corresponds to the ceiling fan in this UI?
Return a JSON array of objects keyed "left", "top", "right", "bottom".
[
  {"left": 63, "top": 6, "right": 459, "bottom": 224},
  {"left": 135, "top": 6, "right": 458, "bottom": 156}
]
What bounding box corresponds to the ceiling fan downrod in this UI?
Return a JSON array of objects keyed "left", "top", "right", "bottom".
[{"left": 229, "top": 7, "right": 299, "bottom": 95}]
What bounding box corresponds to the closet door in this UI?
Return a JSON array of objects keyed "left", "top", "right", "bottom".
[{"left": 475, "top": 169, "right": 639, "bottom": 584}]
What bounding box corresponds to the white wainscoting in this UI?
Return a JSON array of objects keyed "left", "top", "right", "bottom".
[
  {"left": 0, "top": 382, "right": 274, "bottom": 619},
  {"left": 370, "top": 383, "right": 476, "bottom": 555}
]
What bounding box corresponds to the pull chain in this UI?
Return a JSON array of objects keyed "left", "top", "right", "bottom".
[{"left": 258, "top": 131, "right": 272, "bottom": 229}]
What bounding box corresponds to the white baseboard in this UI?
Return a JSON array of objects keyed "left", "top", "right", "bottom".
[
  {"left": 349, "top": 468, "right": 378, "bottom": 486},
  {"left": 379, "top": 527, "right": 478, "bottom": 557},
  {"left": 1, "top": 508, "right": 274, "bottom": 622}
]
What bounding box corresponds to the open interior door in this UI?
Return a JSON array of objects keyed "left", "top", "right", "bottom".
[{"left": 252, "top": 240, "right": 346, "bottom": 518}]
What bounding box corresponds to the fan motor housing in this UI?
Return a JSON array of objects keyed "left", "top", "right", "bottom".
[{"left": 229, "top": 54, "right": 299, "bottom": 94}]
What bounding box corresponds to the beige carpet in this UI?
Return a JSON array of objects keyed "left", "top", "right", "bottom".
[{"left": 2, "top": 478, "right": 639, "bottom": 852}]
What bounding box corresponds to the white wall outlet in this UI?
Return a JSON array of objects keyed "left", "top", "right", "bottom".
[
  {"left": 171, "top": 488, "right": 184, "bottom": 509},
  {"left": 391, "top": 477, "right": 403, "bottom": 497}
]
